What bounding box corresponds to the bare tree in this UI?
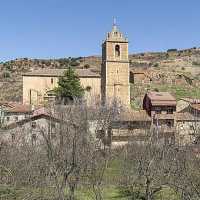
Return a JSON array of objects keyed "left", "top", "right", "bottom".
[
  {"left": 120, "top": 130, "right": 178, "bottom": 200},
  {"left": 168, "top": 146, "right": 200, "bottom": 200},
  {"left": 37, "top": 102, "right": 119, "bottom": 200}
]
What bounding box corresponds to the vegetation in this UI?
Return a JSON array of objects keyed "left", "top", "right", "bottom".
[
  {"left": 151, "top": 84, "right": 200, "bottom": 100},
  {"left": 0, "top": 103, "right": 200, "bottom": 200},
  {"left": 54, "top": 68, "right": 84, "bottom": 103}
]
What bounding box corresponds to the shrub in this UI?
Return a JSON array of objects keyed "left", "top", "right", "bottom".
[
  {"left": 84, "top": 64, "right": 90, "bottom": 69},
  {"left": 153, "top": 63, "right": 159, "bottom": 67},
  {"left": 192, "top": 61, "right": 200, "bottom": 66},
  {"left": 70, "top": 60, "right": 80, "bottom": 67},
  {"left": 167, "top": 49, "right": 177, "bottom": 52}
]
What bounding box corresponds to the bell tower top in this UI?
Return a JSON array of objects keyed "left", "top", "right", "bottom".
[{"left": 105, "top": 19, "right": 128, "bottom": 42}]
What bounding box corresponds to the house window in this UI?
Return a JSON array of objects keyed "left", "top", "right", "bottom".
[
  {"left": 155, "top": 110, "right": 161, "bottom": 114},
  {"left": 11, "top": 133, "right": 15, "bottom": 142},
  {"left": 189, "top": 125, "right": 193, "bottom": 130},
  {"left": 51, "top": 122, "right": 56, "bottom": 128},
  {"left": 51, "top": 125, "right": 56, "bottom": 138},
  {"left": 167, "top": 108, "right": 173, "bottom": 114},
  {"left": 154, "top": 107, "right": 161, "bottom": 114},
  {"left": 115, "top": 45, "right": 120, "bottom": 57},
  {"left": 15, "top": 116, "right": 18, "bottom": 121},
  {"left": 51, "top": 78, "right": 54, "bottom": 84},
  {"left": 6, "top": 116, "right": 10, "bottom": 122},
  {"left": 32, "top": 134, "right": 37, "bottom": 144},
  {"left": 167, "top": 121, "right": 172, "bottom": 127},
  {"left": 31, "top": 121, "right": 36, "bottom": 129}
]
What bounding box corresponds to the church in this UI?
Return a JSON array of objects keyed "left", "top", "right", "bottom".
[{"left": 22, "top": 23, "right": 130, "bottom": 107}]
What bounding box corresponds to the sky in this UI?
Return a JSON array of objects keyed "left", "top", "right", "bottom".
[{"left": 0, "top": 0, "right": 200, "bottom": 61}]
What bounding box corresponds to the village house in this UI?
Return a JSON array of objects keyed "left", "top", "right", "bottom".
[
  {"left": 129, "top": 69, "right": 151, "bottom": 84},
  {"left": 142, "top": 92, "right": 177, "bottom": 144},
  {"left": 111, "top": 110, "right": 152, "bottom": 146},
  {"left": 0, "top": 102, "right": 32, "bottom": 126},
  {"left": 0, "top": 107, "right": 60, "bottom": 145},
  {"left": 143, "top": 91, "right": 177, "bottom": 117},
  {"left": 175, "top": 112, "right": 200, "bottom": 146}
]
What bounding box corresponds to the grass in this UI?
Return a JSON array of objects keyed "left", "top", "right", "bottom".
[
  {"left": 0, "top": 157, "right": 181, "bottom": 200},
  {"left": 151, "top": 84, "right": 200, "bottom": 100}
]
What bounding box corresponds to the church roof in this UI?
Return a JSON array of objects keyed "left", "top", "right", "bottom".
[{"left": 23, "top": 68, "right": 101, "bottom": 78}]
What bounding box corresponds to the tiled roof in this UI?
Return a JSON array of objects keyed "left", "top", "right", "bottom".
[
  {"left": 0, "top": 102, "right": 32, "bottom": 113},
  {"left": 118, "top": 110, "right": 151, "bottom": 122},
  {"left": 191, "top": 103, "right": 200, "bottom": 111},
  {"left": 154, "top": 114, "right": 175, "bottom": 120},
  {"left": 147, "top": 92, "right": 176, "bottom": 106},
  {"left": 180, "top": 98, "right": 200, "bottom": 104},
  {"left": 23, "top": 68, "right": 100, "bottom": 78},
  {"left": 176, "top": 112, "right": 200, "bottom": 121}
]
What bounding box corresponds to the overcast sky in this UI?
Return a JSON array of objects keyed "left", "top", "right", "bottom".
[{"left": 0, "top": 0, "right": 200, "bottom": 61}]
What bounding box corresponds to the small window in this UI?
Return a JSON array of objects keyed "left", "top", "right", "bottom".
[
  {"left": 155, "top": 110, "right": 161, "bottom": 114},
  {"left": 11, "top": 133, "right": 15, "bottom": 142},
  {"left": 15, "top": 116, "right": 18, "bottom": 121},
  {"left": 167, "top": 108, "right": 173, "bottom": 114},
  {"left": 31, "top": 121, "right": 36, "bottom": 129},
  {"left": 32, "top": 134, "right": 37, "bottom": 144},
  {"left": 115, "top": 45, "right": 120, "bottom": 57},
  {"left": 167, "top": 121, "right": 172, "bottom": 127},
  {"left": 6, "top": 116, "right": 10, "bottom": 122},
  {"left": 51, "top": 122, "right": 56, "bottom": 129},
  {"left": 51, "top": 78, "right": 54, "bottom": 84},
  {"left": 85, "top": 86, "right": 92, "bottom": 92}
]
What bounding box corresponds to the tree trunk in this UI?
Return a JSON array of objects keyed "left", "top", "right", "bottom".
[{"left": 145, "top": 177, "right": 152, "bottom": 200}]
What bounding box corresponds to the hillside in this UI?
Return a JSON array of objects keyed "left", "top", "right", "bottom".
[{"left": 1, "top": 47, "right": 200, "bottom": 109}]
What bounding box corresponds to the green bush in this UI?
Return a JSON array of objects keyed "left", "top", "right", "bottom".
[
  {"left": 192, "top": 61, "right": 200, "bottom": 66},
  {"left": 84, "top": 64, "right": 90, "bottom": 69},
  {"left": 70, "top": 60, "right": 80, "bottom": 67}
]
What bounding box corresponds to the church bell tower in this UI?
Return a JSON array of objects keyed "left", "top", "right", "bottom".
[{"left": 101, "top": 20, "right": 130, "bottom": 107}]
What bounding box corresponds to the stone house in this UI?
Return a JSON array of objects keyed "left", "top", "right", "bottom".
[
  {"left": 175, "top": 112, "right": 200, "bottom": 146},
  {"left": 177, "top": 98, "right": 200, "bottom": 112},
  {"left": 130, "top": 69, "right": 151, "bottom": 84},
  {"left": 0, "top": 102, "right": 32, "bottom": 126},
  {"left": 143, "top": 92, "right": 177, "bottom": 144},
  {"left": 0, "top": 108, "right": 60, "bottom": 145},
  {"left": 111, "top": 110, "right": 152, "bottom": 146}
]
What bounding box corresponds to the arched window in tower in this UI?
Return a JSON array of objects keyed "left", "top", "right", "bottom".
[{"left": 115, "top": 45, "right": 120, "bottom": 57}]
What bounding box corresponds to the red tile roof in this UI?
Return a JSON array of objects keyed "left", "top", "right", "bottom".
[
  {"left": 191, "top": 103, "right": 200, "bottom": 111},
  {"left": 147, "top": 92, "right": 176, "bottom": 106},
  {"left": 0, "top": 102, "right": 32, "bottom": 113},
  {"left": 176, "top": 112, "right": 200, "bottom": 121}
]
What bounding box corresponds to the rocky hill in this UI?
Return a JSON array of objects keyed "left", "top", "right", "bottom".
[{"left": 1, "top": 47, "right": 200, "bottom": 109}]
